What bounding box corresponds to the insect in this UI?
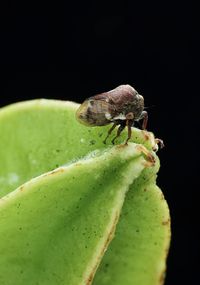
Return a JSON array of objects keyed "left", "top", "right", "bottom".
[{"left": 76, "top": 84, "right": 148, "bottom": 144}]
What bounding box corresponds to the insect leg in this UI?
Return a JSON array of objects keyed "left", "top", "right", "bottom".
[
  {"left": 155, "top": 138, "right": 165, "bottom": 148},
  {"left": 103, "top": 122, "right": 118, "bottom": 144},
  {"left": 111, "top": 123, "right": 126, "bottom": 144},
  {"left": 140, "top": 111, "right": 148, "bottom": 130},
  {"left": 124, "top": 120, "right": 133, "bottom": 145}
]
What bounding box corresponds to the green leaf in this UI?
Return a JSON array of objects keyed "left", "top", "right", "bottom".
[
  {"left": 0, "top": 100, "right": 157, "bottom": 198},
  {"left": 0, "top": 100, "right": 170, "bottom": 285},
  {"left": 93, "top": 167, "right": 170, "bottom": 285}
]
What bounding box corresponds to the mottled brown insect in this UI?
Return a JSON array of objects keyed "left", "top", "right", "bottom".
[{"left": 76, "top": 84, "right": 148, "bottom": 144}]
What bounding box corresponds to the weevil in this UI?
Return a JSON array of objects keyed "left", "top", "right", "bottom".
[{"left": 76, "top": 84, "right": 148, "bottom": 144}]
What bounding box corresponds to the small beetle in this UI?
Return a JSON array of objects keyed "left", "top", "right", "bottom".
[{"left": 76, "top": 84, "right": 148, "bottom": 144}]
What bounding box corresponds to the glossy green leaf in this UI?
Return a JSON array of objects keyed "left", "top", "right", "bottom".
[{"left": 0, "top": 100, "right": 170, "bottom": 285}]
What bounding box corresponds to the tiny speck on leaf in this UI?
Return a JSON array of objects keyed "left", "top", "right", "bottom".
[{"left": 89, "top": 140, "right": 96, "bottom": 145}]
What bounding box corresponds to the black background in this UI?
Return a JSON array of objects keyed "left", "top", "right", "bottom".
[{"left": 1, "top": 1, "right": 199, "bottom": 284}]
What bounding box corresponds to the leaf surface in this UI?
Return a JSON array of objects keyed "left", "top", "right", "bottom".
[{"left": 0, "top": 100, "right": 170, "bottom": 285}]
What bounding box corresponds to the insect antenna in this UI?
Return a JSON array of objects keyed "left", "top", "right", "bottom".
[{"left": 144, "top": 105, "right": 156, "bottom": 110}]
